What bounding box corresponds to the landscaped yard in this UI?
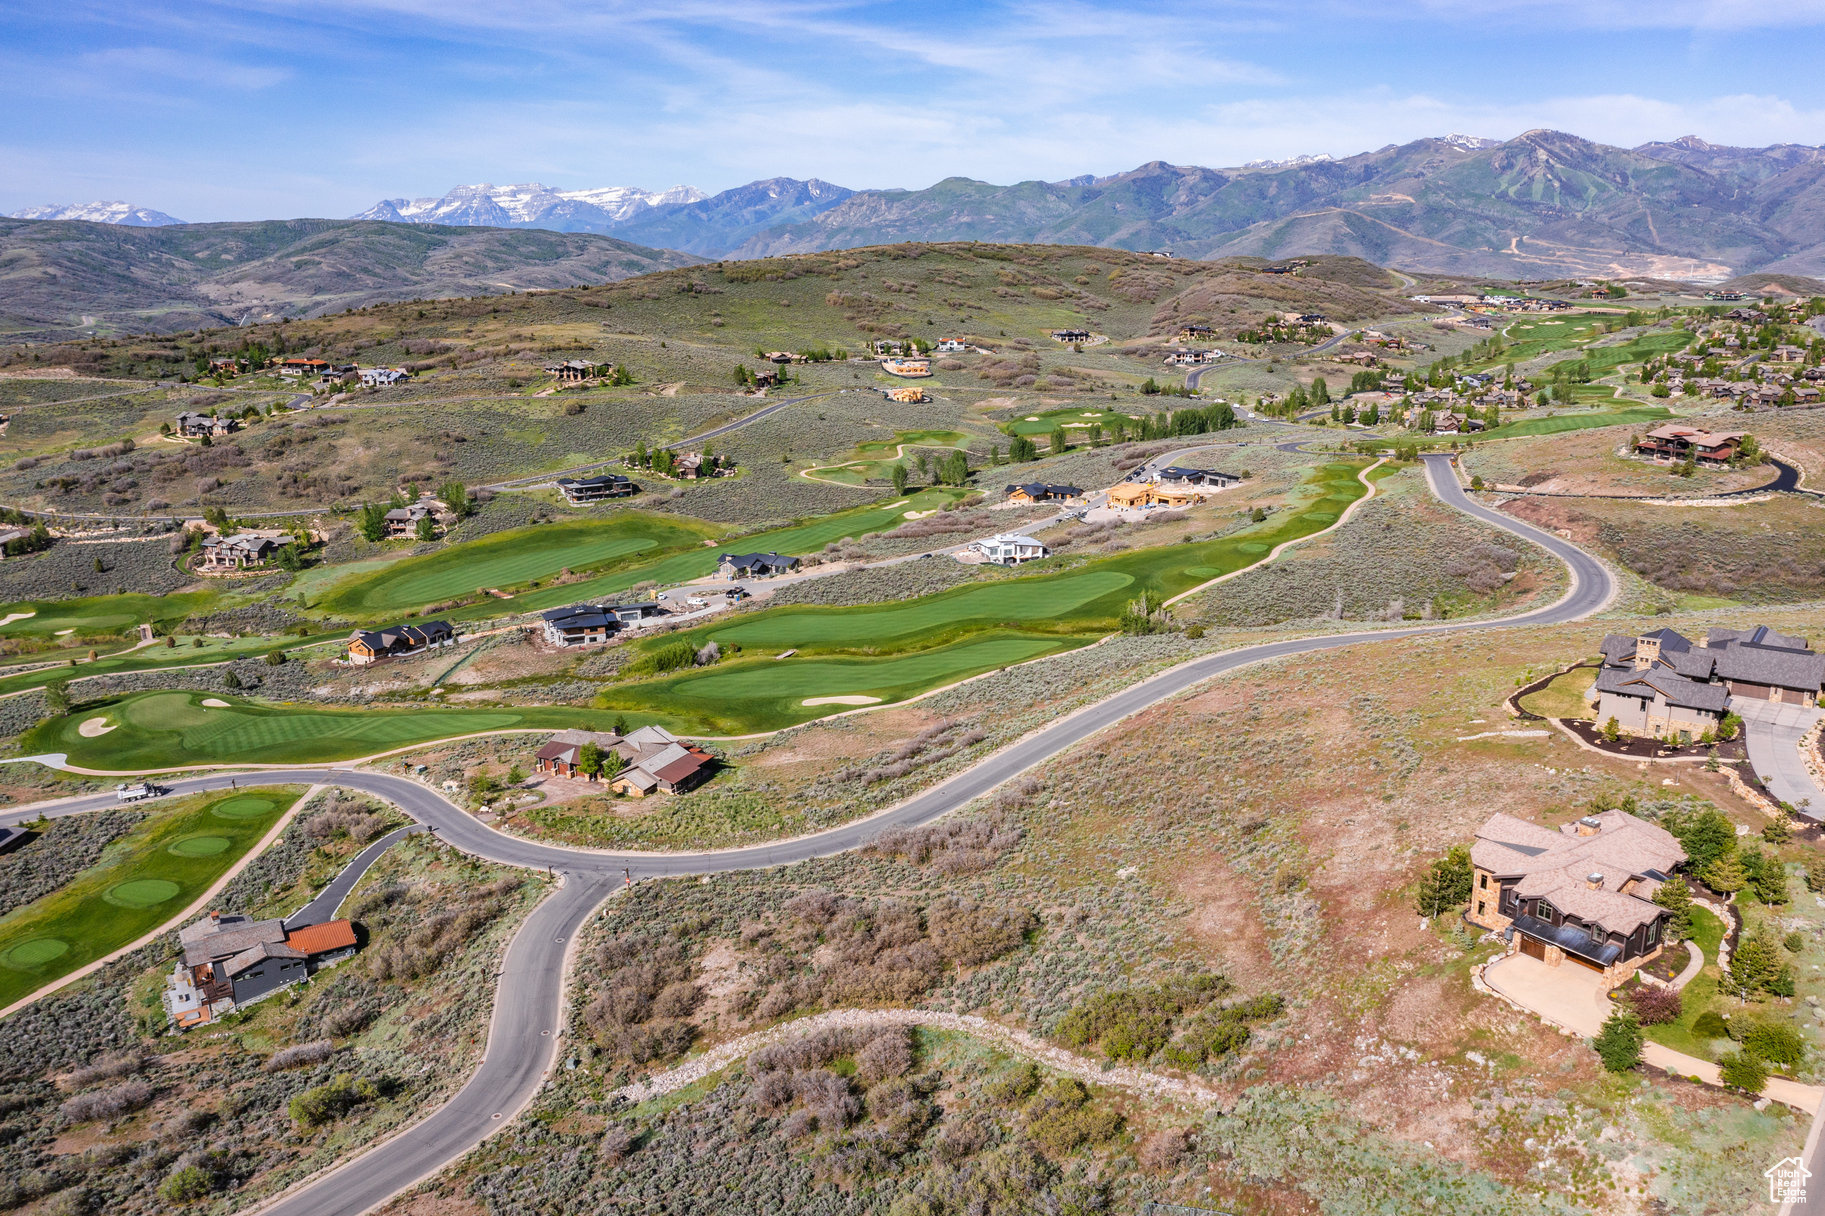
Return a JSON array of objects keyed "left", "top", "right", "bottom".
[
  {"left": 25, "top": 691, "right": 634, "bottom": 770},
  {"left": 1518, "top": 665, "right": 1597, "bottom": 720},
  {"left": 1636, "top": 907, "right": 1728, "bottom": 1061},
  {"left": 0, "top": 786, "right": 304, "bottom": 1007}
]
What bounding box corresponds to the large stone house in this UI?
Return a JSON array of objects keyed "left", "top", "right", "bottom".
[
  {"left": 1594, "top": 626, "right": 1825, "bottom": 738},
  {"left": 1004, "top": 482, "right": 1081, "bottom": 505},
  {"left": 969, "top": 533, "right": 1048, "bottom": 565},
  {"left": 198, "top": 531, "right": 290, "bottom": 572},
  {"left": 1467, "top": 810, "right": 1686, "bottom": 984},
  {"left": 533, "top": 725, "right": 716, "bottom": 796},
  {"left": 538, "top": 601, "right": 663, "bottom": 647}
]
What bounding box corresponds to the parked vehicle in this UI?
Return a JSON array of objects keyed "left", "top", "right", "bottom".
[{"left": 115, "top": 781, "right": 167, "bottom": 803}]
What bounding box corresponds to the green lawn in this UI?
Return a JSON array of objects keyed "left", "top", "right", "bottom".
[
  {"left": 1447, "top": 405, "right": 1673, "bottom": 445},
  {"left": 601, "top": 632, "right": 1080, "bottom": 732},
  {"left": 601, "top": 462, "right": 1371, "bottom": 731},
  {"left": 0, "top": 787, "right": 304, "bottom": 1008},
  {"left": 1638, "top": 907, "right": 1728, "bottom": 1061},
  {"left": 451, "top": 486, "right": 969, "bottom": 619},
  {"left": 317, "top": 511, "right": 723, "bottom": 616},
  {"left": 1518, "top": 666, "right": 1597, "bottom": 720},
  {"left": 0, "top": 633, "right": 344, "bottom": 698},
  {"left": 25, "top": 691, "right": 638, "bottom": 771},
  {"left": 0, "top": 590, "right": 218, "bottom": 642},
  {"left": 1003, "top": 406, "right": 1149, "bottom": 438}
]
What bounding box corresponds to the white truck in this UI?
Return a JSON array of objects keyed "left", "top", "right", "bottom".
[{"left": 115, "top": 781, "right": 167, "bottom": 803}]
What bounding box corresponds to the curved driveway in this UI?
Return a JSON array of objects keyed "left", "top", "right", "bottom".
[{"left": 0, "top": 454, "right": 1616, "bottom": 1216}]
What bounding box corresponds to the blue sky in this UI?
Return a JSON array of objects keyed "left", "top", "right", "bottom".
[{"left": 5, "top": 0, "right": 1825, "bottom": 221}]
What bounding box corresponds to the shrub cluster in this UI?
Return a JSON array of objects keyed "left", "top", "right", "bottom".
[
  {"left": 583, "top": 930, "right": 701, "bottom": 1065},
  {"left": 1054, "top": 973, "right": 1283, "bottom": 1067},
  {"left": 865, "top": 812, "right": 1024, "bottom": 876},
  {"left": 0, "top": 810, "right": 144, "bottom": 917}
]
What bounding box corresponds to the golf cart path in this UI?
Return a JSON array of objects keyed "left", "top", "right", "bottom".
[{"left": 2, "top": 455, "right": 1619, "bottom": 1216}]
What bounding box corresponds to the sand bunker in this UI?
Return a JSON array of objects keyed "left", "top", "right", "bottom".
[
  {"left": 801, "top": 695, "right": 883, "bottom": 707},
  {"left": 201, "top": 698, "right": 230, "bottom": 708},
  {"left": 77, "top": 717, "right": 115, "bottom": 737},
  {"left": 903, "top": 510, "right": 935, "bottom": 520},
  {"left": 54, "top": 629, "right": 74, "bottom": 636},
  {"left": 1024, "top": 416, "right": 1040, "bottom": 421},
  {"left": 0, "top": 612, "right": 36, "bottom": 629}
]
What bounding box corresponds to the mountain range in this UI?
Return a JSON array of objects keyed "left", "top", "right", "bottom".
[
  {"left": 0, "top": 218, "right": 698, "bottom": 338},
  {"left": 9, "top": 200, "right": 186, "bottom": 226},
  {"left": 11, "top": 129, "right": 1825, "bottom": 331}
]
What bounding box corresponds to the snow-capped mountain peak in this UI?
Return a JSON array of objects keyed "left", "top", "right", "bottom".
[
  {"left": 1439, "top": 133, "right": 1500, "bottom": 151},
  {"left": 349, "top": 182, "right": 706, "bottom": 231},
  {"left": 10, "top": 200, "right": 185, "bottom": 226},
  {"left": 1241, "top": 152, "right": 1335, "bottom": 170}
]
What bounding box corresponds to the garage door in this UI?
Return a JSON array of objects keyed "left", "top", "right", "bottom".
[{"left": 1519, "top": 934, "right": 1546, "bottom": 960}]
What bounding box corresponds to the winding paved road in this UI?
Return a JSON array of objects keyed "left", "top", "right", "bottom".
[{"left": 0, "top": 454, "right": 1618, "bottom": 1216}]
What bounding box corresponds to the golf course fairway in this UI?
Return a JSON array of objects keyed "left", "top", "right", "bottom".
[
  {"left": 600, "top": 633, "right": 1081, "bottom": 732},
  {"left": 317, "top": 511, "right": 721, "bottom": 616},
  {"left": 25, "top": 691, "right": 640, "bottom": 771},
  {"left": 600, "top": 461, "right": 1372, "bottom": 731},
  {"left": 0, "top": 787, "right": 304, "bottom": 1008}
]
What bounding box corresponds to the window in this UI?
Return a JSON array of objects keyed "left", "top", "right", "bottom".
[
  {"left": 1476, "top": 901, "right": 1486, "bottom": 917},
  {"left": 1479, "top": 873, "right": 1488, "bottom": 890},
  {"left": 1646, "top": 921, "right": 1658, "bottom": 945},
  {"left": 1589, "top": 924, "right": 1603, "bottom": 944}
]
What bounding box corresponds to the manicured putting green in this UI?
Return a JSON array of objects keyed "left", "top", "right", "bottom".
[
  {"left": 168, "top": 835, "right": 232, "bottom": 857},
  {"left": 213, "top": 797, "right": 277, "bottom": 819},
  {"left": 106, "top": 878, "right": 181, "bottom": 908},
  {"left": 1, "top": 939, "right": 69, "bottom": 969},
  {"left": 0, "top": 788, "right": 302, "bottom": 1006}
]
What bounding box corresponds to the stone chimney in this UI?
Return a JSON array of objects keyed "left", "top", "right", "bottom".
[
  {"left": 1634, "top": 635, "right": 1660, "bottom": 670},
  {"left": 1586, "top": 873, "right": 1604, "bottom": 890},
  {"left": 1576, "top": 815, "right": 1602, "bottom": 837}
]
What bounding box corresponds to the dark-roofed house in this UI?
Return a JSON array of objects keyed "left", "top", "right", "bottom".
[
  {"left": 1593, "top": 664, "right": 1730, "bottom": 741},
  {"left": 1156, "top": 467, "right": 1240, "bottom": 490},
  {"left": 384, "top": 502, "right": 437, "bottom": 539},
  {"left": 1004, "top": 482, "right": 1082, "bottom": 505},
  {"left": 1466, "top": 810, "right": 1685, "bottom": 983},
  {"left": 718, "top": 552, "right": 799, "bottom": 579},
  {"left": 533, "top": 725, "right": 716, "bottom": 796},
  {"left": 557, "top": 473, "right": 637, "bottom": 504},
  {"left": 166, "top": 911, "right": 360, "bottom": 1027},
  {"left": 544, "top": 359, "right": 600, "bottom": 383},
  {"left": 174, "top": 411, "right": 237, "bottom": 438},
  {"left": 1705, "top": 626, "right": 1825, "bottom": 705},
  {"left": 199, "top": 531, "right": 290, "bottom": 571},
  {"left": 539, "top": 602, "right": 662, "bottom": 647},
  {"left": 1598, "top": 625, "right": 1825, "bottom": 719},
  {"left": 1634, "top": 424, "right": 1744, "bottom": 466},
  {"left": 347, "top": 620, "right": 455, "bottom": 665}
]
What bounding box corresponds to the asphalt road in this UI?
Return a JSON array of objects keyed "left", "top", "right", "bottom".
[
  {"left": 283, "top": 823, "right": 424, "bottom": 930},
  {"left": 0, "top": 452, "right": 1617, "bottom": 1216}
]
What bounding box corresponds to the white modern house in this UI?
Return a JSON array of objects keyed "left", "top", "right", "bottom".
[{"left": 970, "top": 533, "right": 1049, "bottom": 565}]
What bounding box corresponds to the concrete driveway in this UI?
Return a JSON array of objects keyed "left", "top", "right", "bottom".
[
  {"left": 1484, "top": 951, "right": 1824, "bottom": 1111},
  {"left": 1734, "top": 697, "right": 1825, "bottom": 818}
]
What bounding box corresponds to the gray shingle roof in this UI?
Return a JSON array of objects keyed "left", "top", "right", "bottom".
[{"left": 1595, "top": 663, "right": 1731, "bottom": 713}]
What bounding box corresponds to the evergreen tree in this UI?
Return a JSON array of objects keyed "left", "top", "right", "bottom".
[
  {"left": 940, "top": 449, "right": 970, "bottom": 486},
  {"left": 1414, "top": 845, "right": 1473, "bottom": 916},
  {"left": 1652, "top": 876, "right": 1694, "bottom": 942},
  {"left": 1739, "top": 847, "right": 1790, "bottom": 905},
  {"left": 1729, "top": 925, "right": 1796, "bottom": 998},
  {"left": 1672, "top": 808, "right": 1737, "bottom": 873},
  {"left": 1009, "top": 436, "right": 1038, "bottom": 462},
  {"left": 414, "top": 514, "right": 436, "bottom": 543},
  {"left": 1592, "top": 1009, "right": 1644, "bottom": 1073},
  {"left": 1719, "top": 1050, "right": 1769, "bottom": 1093},
  {"left": 357, "top": 502, "right": 388, "bottom": 543},
  {"left": 1704, "top": 851, "right": 1747, "bottom": 895}
]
